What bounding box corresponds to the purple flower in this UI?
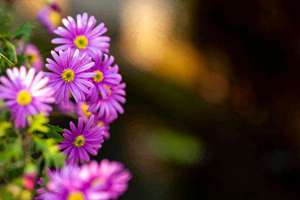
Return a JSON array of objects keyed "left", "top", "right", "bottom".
[
  {"left": 23, "top": 44, "right": 44, "bottom": 71},
  {"left": 0, "top": 67, "right": 54, "bottom": 128},
  {"left": 37, "top": 2, "right": 62, "bottom": 33},
  {"left": 37, "top": 160, "right": 131, "bottom": 200},
  {"left": 76, "top": 101, "right": 111, "bottom": 139},
  {"left": 95, "top": 117, "right": 111, "bottom": 140},
  {"left": 90, "top": 83, "right": 126, "bottom": 121},
  {"left": 57, "top": 100, "right": 76, "bottom": 115},
  {"left": 77, "top": 101, "right": 93, "bottom": 120},
  {"left": 89, "top": 53, "right": 122, "bottom": 101},
  {"left": 52, "top": 13, "right": 110, "bottom": 56},
  {"left": 45, "top": 49, "right": 95, "bottom": 103},
  {"left": 80, "top": 160, "right": 131, "bottom": 200},
  {"left": 60, "top": 115, "right": 104, "bottom": 164},
  {"left": 36, "top": 165, "right": 88, "bottom": 200}
]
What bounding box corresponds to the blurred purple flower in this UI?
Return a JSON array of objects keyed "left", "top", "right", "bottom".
[
  {"left": 37, "top": 2, "right": 62, "bottom": 33},
  {"left": 45, "top": 49, "right": 95, "bottom": 103},
  {"left": 52, "top": 13, "right": 110, "bottom": 56},
  {"left": 80, "top": 160, "right": 131, "bottom": 200},
  {"left": 60, "top": 116, "right": 104, "bottom": 164},
  {"left": 36, "top": 165, "right": 87, "bottom": 200},
  {"left": 23, "top": 44, "right": 44, "bottom": 71},
  {"left": 0, "top": 67, "right": 54, "bottom": 128}
]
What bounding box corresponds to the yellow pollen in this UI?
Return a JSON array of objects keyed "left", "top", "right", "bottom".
[
  {"left": 49, "top": 11, "right": 61, "bottom": 27},
  {"left": 67, "top": 191, "right": 85, "bottom": 200},
  {"left": 61, "top": 69, "right": 75, "bottom": 83},
  {"left": 81, "top": 103, "right": 91, "bottom": 118},
  {"left": 16, "top": 90, "right": 32, "bottom": 106},
  {"left": 93, "top": 70, "right": 104, "bottom": 83},
  {"left": 73, "top": 135, "right": 85, "bottom": 147},
  {"left": 74, "top": 35, "right": 89, "bottom": 49},
  {"left": 97, "top": 121, "right": 105, "bottom": 127}
]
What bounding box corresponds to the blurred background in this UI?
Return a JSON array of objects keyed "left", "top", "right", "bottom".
[{"left": 3, "top": 0, "right": 300, "bottom": 199}]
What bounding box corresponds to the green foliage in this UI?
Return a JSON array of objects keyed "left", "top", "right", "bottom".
[
  {"left": 0, "top": 6, "right": 34, "bottom": 72},
  {"left": 33, "top": 136, "right": 65, "bottom": 168},
  {"left": 14, "top": 23, "right": 33, "bottom": 42},
  {"left": 28, "top": 114, "right": 65, "bottom": 168},
  {"left": 46, "top": 124, "right": 64, "bottom": 142},
  {"left": 27, "top": 113, "right": 49, "bottom": 134}
]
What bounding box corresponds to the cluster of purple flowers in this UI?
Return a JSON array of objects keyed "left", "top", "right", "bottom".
[
  {"left": 37, "top": 160, "right": 131, "bottom": 200},
  {"left": 46, "top": 12, "right": 126, "bottom": 164},
  {"left": 0, "top": 7, "right": 130, "bottom": 199}
]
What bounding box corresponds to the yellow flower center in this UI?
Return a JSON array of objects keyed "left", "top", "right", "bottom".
[
  {"left": 97, "top": 121, "right": 105, "bottom": 127},
  {"left": 93, "top": 70, "right": 104, "bottom": 83},
  {"left": 61, "top": 69, "right": 75, "bottom": 83},
  {"left": 73, "top": 135, "right": 85, "bottom": 147},
  {"left": 74, "top": 35, "right": 89, "bottom": 49},
  {"left": 27, "top": 54, "right": 37, "bottom": 65},
  {"left": 49, "top": 10, "right": 61, "bottom": 27},
  {"left": 67, "top": 191, "right": 85, "bottom": 200},
  {"left": 81, "top": 103, "right": 91, "bottom": 118},
  {"left": 16, "top": 90, "right": 32, "bottom": 106}
]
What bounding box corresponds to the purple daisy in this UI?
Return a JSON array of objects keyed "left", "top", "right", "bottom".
[
  {"left": 59, "top": 115, "right": 104, "bottom": 164},
  {"left": 80, "top": 160, "right": 131, "bottom": 200},
  {"left": 90, "top": 82, "right": 126, "bottom": 121},
  {"left": 36, "top": 165, "right": 88, "bottom": 200},
  {"left": 89, "top": 53, "right": 122, "bottom": 101},
  {"left": 23, "top": 44, "right": 44, "bottom": 71},
  {"left": 76, "top": 101, "right": 112, "bottom": 139},
  {"left": 37, "top": 2, "right": 62, "bottom": 33},
  {"left": 52, "top": 13, "right": 110, "bottom": 56},
  {"left": 0, "top": 67, "right": 54, "bottom": 128},
  {"left": 46, "top": 49, "right": 95, "bottom": 103}
]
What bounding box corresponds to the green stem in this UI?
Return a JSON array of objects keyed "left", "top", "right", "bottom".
[{"left": 0, "top": 52, "right": 14, "bottom": 66}]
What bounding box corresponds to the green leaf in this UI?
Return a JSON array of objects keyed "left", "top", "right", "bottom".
[
  {"left": 32, "top": 136, "right": 65, "bottom": 168},
  {"left": 14, "top": 23, "right": 33, "bottom": 41},
  {"left": 0, "top": 39, "right": 17, "bottom": 68},
  {"left": 46, "top": 124, "right": 63, "bottom": 141},
  {"left": 27, "top": 113, "right": 49, "bottom": 134},
  {"left": 0, "top": 121, "right": 12, "bottom": 137}
]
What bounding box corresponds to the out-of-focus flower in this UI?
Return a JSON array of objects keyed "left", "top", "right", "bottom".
[
  {"left": 80, "top": 160, "right": 131, "bottom": 200},
  {"left": 96, "top": 117, "right": 111, "bottom": 140},
  {"left": 90, "top": 83, "right": 126, "bottom": 121},
  {"left": 57, "top": 100, "right": 76, "bottom": 115},
  {"left": 45, "top": 49, "right": 95, "bottom": 103},
  {"left": 59, "top": 116, "right": 104, "bottom": 164},
  {"left": 36, "top": 165, "right": 87, "bottom": 200},
  {"left": 89, "top": 53, "right": 122, "bottom": 101},
  {"left": 37, "top": 1, "right": 62, "bottom": 33},
  {"left": 37, "top": 160, "right": 131, "bottom": 200},
  {"left": 52, "top": 13, "right": 110, "bottom": 56},
  {"left": 23, "top": 44, "right": 44, "bottom": 71},
  {"left": 22, "top": 172, "right": 36, "bottom": 191},
  {"left": 77, "top": 101, "right": 93, "bottom": 120},
  {"left": 0, "top": 67, "right": 54, "bottom": 128}
]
